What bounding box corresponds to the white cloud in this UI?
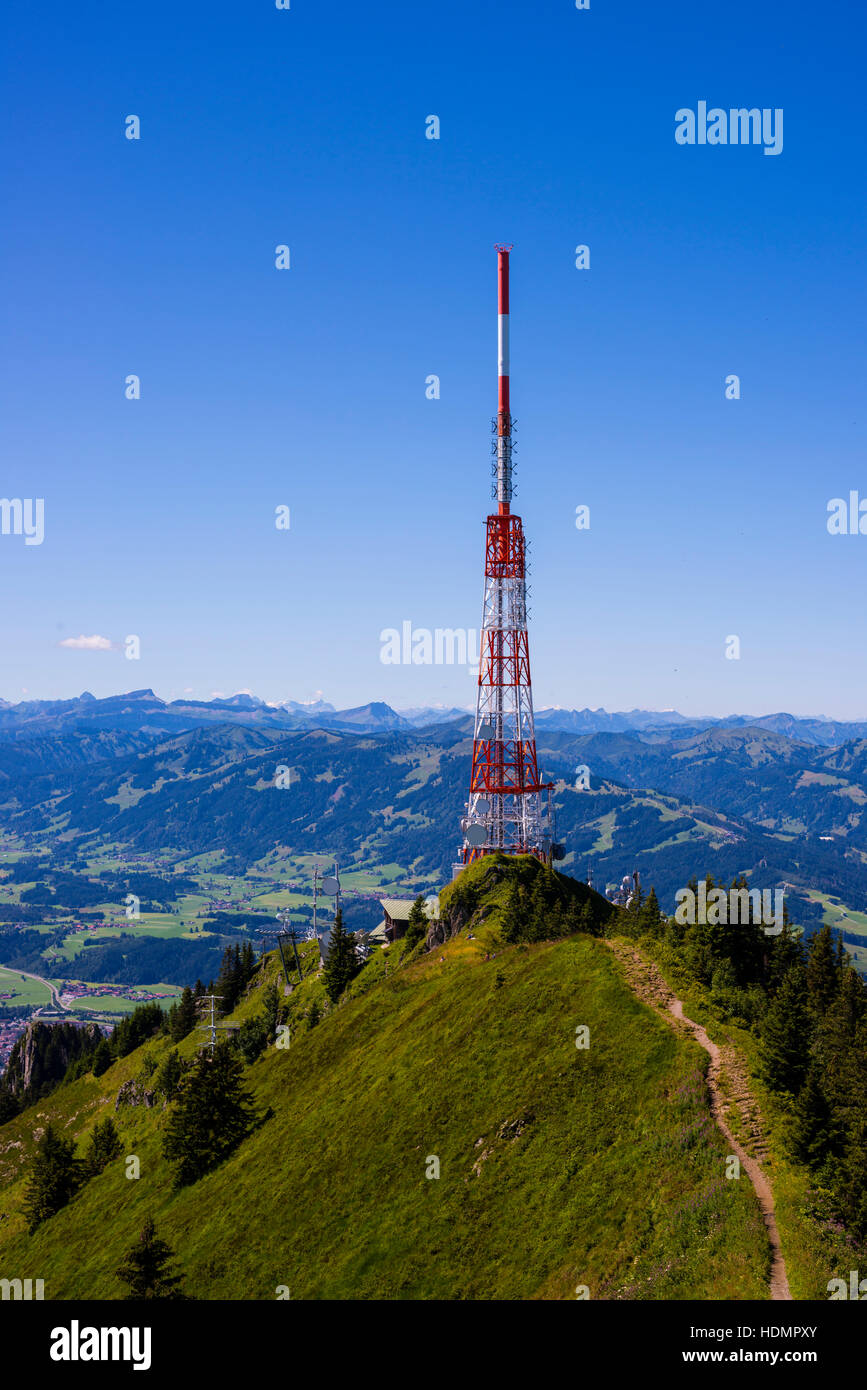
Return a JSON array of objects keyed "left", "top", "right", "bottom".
[{"left": 58, "top": 634, "right": 113, "bottom": 651}]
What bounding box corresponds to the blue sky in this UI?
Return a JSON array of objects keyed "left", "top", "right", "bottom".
[{"left": 2, "top": 0, "right": 865, "bottom": 716}]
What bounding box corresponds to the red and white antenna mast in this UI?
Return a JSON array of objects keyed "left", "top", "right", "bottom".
[{"left": 460, "top": 246, "right": 553, "bottom": 867}]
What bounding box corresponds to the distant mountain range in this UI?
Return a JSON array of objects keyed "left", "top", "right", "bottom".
[
  {"left": 0, "top": 690, "right": 414, "bottom": 739},
  {"left": 3, "top": 713, "right": 867, "bottom": 938},
  {"left": 3, "top": 688, "right": 867, "bottom": 937},
  {"left": 1, "top": 688, "right": 866, "bottom": 747}
]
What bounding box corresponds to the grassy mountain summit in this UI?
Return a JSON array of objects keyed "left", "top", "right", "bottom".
[{"left": 0, "top": 858, "right": 771, "bottom": 1299}]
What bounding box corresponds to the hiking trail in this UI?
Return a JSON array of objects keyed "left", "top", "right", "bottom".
[{"left": 606, "top": 938, "right": 792, "bottom": 1301}]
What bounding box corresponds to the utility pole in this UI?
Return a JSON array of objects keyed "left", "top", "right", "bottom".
[{"left": 195, "top": 994, "right": 227, "bottom": 1054}]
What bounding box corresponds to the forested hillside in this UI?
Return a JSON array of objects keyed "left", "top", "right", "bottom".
[{"left": 1, "top": 856, "right": 863, "bottom": 1300}]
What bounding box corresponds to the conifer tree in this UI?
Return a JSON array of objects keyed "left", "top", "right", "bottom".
[
  {"left": 527, "top": 875, "right": 550, "bottom": 942},
  {"left": 577, "top": 899, "right": 595, "bottom": 934},
  {"left": 83, "top": 1117, "right": 122, "bottom": 1178},
  {"left": 0, "top": 1088, "right": 20, "bottom": 1124},
  {"left": 810, "top": 966, "right": 866, "bottom": 1143},
  {"left": 23, "top": 1124, "right": 83, "bottom": 1232},
  {"left": 628, "top": 878, "right": 644, "bottom": 919},
  {"left": 154, "top": 1049, "right": 187, "bottom": 1102},
  {"left": 162, "top": 1041, "right": 258, "bottom": 1189},
  {"left": 115, "top": 1217, "right": 186, "bottom": 1300},
  {"left": 403, "top": 896, "right": 429, "bottom": 952},
  {"left": 170, "top": 986, "right": 197, "bottom": 1043},
  {"left": 91, "top": 1038, "right": 114, "bottom": 1077},
  {"left": 759, "top": 964, "right": 810, "bottom": 1094},
  {"left": 789, "top": 1065, "right": 833, "bottom": 1169},
  {"left": 844, "top": 1061, "right": 867, "bottom": 1239},
  {"left": 639, "top": 886, "right": 663, "bottom": 937},
  {"left": 322, "top": 910, "right": 359, "bottom": 1003},
  {"left": 500, "top": 880, "right": 523, "bottom": 943},
  {"left": 238, "top": 1013, "right": 269, "bottom": 1064},
  {"left": 806, "top": 924, "right": 842, "bottom": 1021},
  {"left": 766, "top": 913, "right": 804, "bottom": 993},
  {"left": 217, "top": 945, "right": 244, "bottom": 1014},
  {"left": 241, "top": 939, "right": 256, "bottom": 983},
  {"left": 726, "top": 875, "right": 766, "bottom": 985}
]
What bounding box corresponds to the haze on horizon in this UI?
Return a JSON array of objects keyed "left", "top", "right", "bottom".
[{"left": 3, "top": 683, "right": 866, "bottom": 730}]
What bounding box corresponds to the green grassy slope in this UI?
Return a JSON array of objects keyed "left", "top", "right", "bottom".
[
  {"left": 0, "top": 915, "right": 770, "bottom": 1299},
  {"left": 634, "top": 936, "right": 865, "bottom": 1300}
]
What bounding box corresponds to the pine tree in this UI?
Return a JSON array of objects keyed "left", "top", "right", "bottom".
[
  {"left": 403, "top": 896, "right": 428, "bottom": 952},
  {"left": 322, "top": 910, "right": 359, "bottom": 1003},
  {"left": 725, "top": 875, "right": 766, "bottom": 986},
  {"left": 577, "top": 899, "right": 595, "bottom": 933},
  {"left": 500, "top": 880, "right": 523, "bottom": 943},
  {"left": 91, "top": 1038, "right": 114, "bottom": 1077},
  {"left": 806, "top": 924, "right": 842, "bottom": 1021},
  {"left": 307, "top": 999, "right": 322, "bottom": 1030},
  {"left": 639, "top": 886, "right": 663, "bottom": 937},
  {"left": 162, "top": 1041, "right": 259, "bottom": 1188},
  {"left": 23, "top": 1124, "right": 83, "bottom": 1232},
  {"left": 241, "top": 939, "right": 256, "bottom": 985},
  {"left": 0, "top": 1087, "right": 20, "bottom": 1124},
  {"left": 810, "top": 965, "right": 866, "bottom": 1154},
  {"left": 759, "top": 965, "right": 810, "bottom": 1094},
  {"left": 115, "top": 1217, "right": 186, "bottom": 1300},
  {"left": 841, "top": 1107, "right": 867, "bottom": 1239},
  {"left": 217, "top": 945, "right": 244, "bottom": 1015},
  {"left": 710, "top": 957, "right": 738, "bottom": 1002},
  {"left": 766, "top": 913, "right": 804, "bottom": 993},
  {"left": 789, "top": 1065, "right": 832, "bottom": 1168},
  {"left": 154, "top": 1049, "right": 187, "bottom": 1102},
  {"left": 170, "top": 986, "right": 197, "bottom": 1043},
  {"left": 83, "top": 1117, "right": 122, "bottom": 1177},
  {"left": 628, "top": 878, "right": 644, "bottom": 918},
  {"left": 238, "top": 1013, "right": 269, "bottom": 1064},
  {"left": 527, "top": 875, "right": 550, "bottom": 942}
]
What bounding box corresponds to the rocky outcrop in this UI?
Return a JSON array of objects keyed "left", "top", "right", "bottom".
[
  {"left": 114, "top": 1078, "right": 157, "bottom": 1110},
  {"left": 2, "top": 1020, "right": 103, "bottom": 1098}
]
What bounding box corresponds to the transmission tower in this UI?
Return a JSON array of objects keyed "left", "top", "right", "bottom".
[{"left": 460, "top": 246, "right": 555, "bottom": 867}]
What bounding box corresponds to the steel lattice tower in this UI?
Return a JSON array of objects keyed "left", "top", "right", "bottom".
[{"left": 460, "top": 246, "right": 553, "bottom": 866}]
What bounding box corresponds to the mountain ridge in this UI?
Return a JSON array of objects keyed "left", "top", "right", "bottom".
[{"left": 3, "top": 689, "right": 867, "bottom": 747}]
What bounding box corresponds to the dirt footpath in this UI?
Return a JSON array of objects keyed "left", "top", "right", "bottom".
[{"left": 606, "top": 939, "right": 792, "bottom": 1301}]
